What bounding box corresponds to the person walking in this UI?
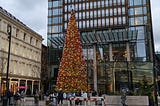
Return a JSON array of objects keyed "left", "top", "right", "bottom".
[
  {"left": 34, "top": 90, "right": 39, "bottom": 106},
  {"left": 9, "top": 90, "right": 14, "bottom": 105},
  {"left": 57, "top": 89, "right": 64, "bottom": 105}
]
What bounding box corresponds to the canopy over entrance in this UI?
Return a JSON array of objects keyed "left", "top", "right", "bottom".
[{"left": 49, "top": 30, "right": 138, "bottom": 47}]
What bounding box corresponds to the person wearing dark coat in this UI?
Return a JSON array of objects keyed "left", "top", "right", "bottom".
[{"left": 57, "top": 90, "right": 64, "bottom": 104}]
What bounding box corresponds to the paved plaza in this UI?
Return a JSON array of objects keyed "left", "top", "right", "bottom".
[{"left": 0, "top": 98, "right": 69, "bottom": 106}]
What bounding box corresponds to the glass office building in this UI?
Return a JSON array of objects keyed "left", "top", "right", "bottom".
[{"left": 47, "top": 0, "right": 155, "bottom": 94}]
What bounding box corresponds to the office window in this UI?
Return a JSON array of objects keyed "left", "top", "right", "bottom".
[
  {"left": 135, "top": 7, "right": 143, "bottom": 15},
  {"left": 134, "top": 0, "right": 142, "bottom": 6},
  {"left": 48, "top": 10, "right": 52, "bottom": 16},
  {"left": 129, "top": 0, "right": 134, "bottom": 6},
  {"left": 90, "top": 20, "right": 93, "bottom": 27},
  {"left": 48, "top": 1, "right": 52, "bottom": 8},
  {"left": 114, "top": 8, "right": 117, "bottom": 15},
  {"left": 110, "top": 18, "right": 113, "bottom": 25},
  {"left": 135, "top": 17, "right": 143, "bottom": 25},
  {"left": 53, "top": 1, "right": 59, "bottom": 7}
]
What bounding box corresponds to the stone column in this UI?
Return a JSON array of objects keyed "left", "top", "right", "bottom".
[
  {"left": 32, "top": 80, "right": 34, "bottom": 94},
  {"left": 126, "top": 42, "right": 130, "bottom": 61},
  {"left": 9, "top": 78, "right": 11, "bottom": 90},
  {"left": 93, "top": 44, "right": 97, "bottom": 91},
  {"left": 17, "top": 79, "right": 20, "bottom": 91},
  {"left": 25, "top": 80, "right": 28, "bottom": 93},
  {"left": 109, "top": 43, "right": 113, "bottom": 61},
  {"left": 39, "top": 81, "right": 40, "bottom": 91}
]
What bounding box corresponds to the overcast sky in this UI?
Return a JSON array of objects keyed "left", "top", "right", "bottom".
[{"left": 0, "top": 0, "right": 159, "bottom": 51}]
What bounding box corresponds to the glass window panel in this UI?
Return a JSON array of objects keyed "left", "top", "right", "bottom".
[
  {"left": 114, "top": 8, "right": 117, "bottom": 15},
  {"left": 102, "top": 10, "right": 105, "bottom": 17},
  {"left": 90, "top": 20, "right": 93, "bottom": 27},
  {"left": 53, "top": 17, "right": 59, "bottom": 24},
  {"left": 105, "top": 0, "right": 108, "bottom": 6},
  {"left": 79, "top": 12, "right": 82, "bottom": 19},
  {"left": 53, "top": 1, "right": 59, "bottom": 7},
  {"left": 144, "top": 16, "right": 147, "bottom": 24},
  {"left": 118, "top": 8, "right": 121, "bottom": 15},
  {"left": 87, "top": 20, "right": 89, "bottom": 28},
  {"left": 117, "top": 0, "right": 121, "bottom": 4},
  {"left": 122, "top": 0, "right": 125, "bottom": 5},
  {"left": 48, "top": 18, "right": 52, "bottom": 24},
  {"left": 129, "top": 0, "right": 133, "bottom": 6},
  {"left": 48, "top": 1, "right": 52, "bottom": 8},
  {"left": 143, "top": 7, "right": 147, "bottom": 14},
  {"left": 65, "top": 23, "right": 68, "bottom": 29},
  {"left": 102, "top": 18, "right": 105, "bottom": 26},
  {"left": 83, "top": 3, "right": 85, "bottom": 10},
  {"left": 90, "top": 11, "right": 93, "bottom": 18},
  {"left": 129, "top": 8, "right": 134, "bottom": 16},
  {"left": 94, "top": 2, "right": 97, "bottom": 8},
  {"left": 129, "top": 18, "right": 134, "bottom": 25},
  {"left": 122, "top": 7, "right": 125, "bottom": 14},
  {"left": 143, "top": 0, "right": 146, "bottom": 5},
  {"left": 118, "top": 17, "right": 122, "bottom": 24},
  {"left": 86, "top": 11, "right": 89, "bottom": 18},
  {"left": 109, "top": 0, "right": 112, "bottom": 6},
  {"left": 135, "top": 17, "right": 143, "bottom": 25},
  {"left": 106, "top": 18, "right": 109, "bottom": 25},
  {"left": 94, "top": 19, "right": 97, "bottom": 27},
  {"left": 98, "top": 10, "right": 101, "bottom": 17},
  {"left": 90, "top": 2, "right": 93, "bottom": 8},
  {"left": 112, "top": 43, "right": 126, "bottom": 61},
  {"left": 83, "top": 21, "right": 85, "bottom": 28},
  {"left": 110, "top": 18, "right": 113, "bottom": 25},
  {"left": 135, "top": 7, "right": 143, "bottom": 15},
  {"left": 134, "top": 0, "right": 142, "bottom": 6},
  {"left": 94, "top": 10, "right": 97, "bottom": 16},
  {"left": 79, "top": 21, "right": 82, "bottom": 28},
  {"left": 86, "top": 2, "right": 89, "bottom": 9},
  {"left": 137, "top": 42, "right": 146, "bottom": 60},
  {"left": 83, "top": 12, "right": 85, "bottom": 19},
  {"left": 110, "top": 9, "right": 113, "bottom": 16},
  {"left": 106, "top": 9, "right": 109, "bottom": 16},
  {"left": 98, "top": 1, "right": 101, "bottom": 8},
  {"left": 98, "top": 19, "right": 101, "bottom": 27},
  {"left": 123, "top": 17, "right": 126, "bottom": 24},
  {"left": 48, "top": 10, "right": 52, "bottom": 16},
  {"left": 114, "top": 17, "right": 117, "bottom": 25}
]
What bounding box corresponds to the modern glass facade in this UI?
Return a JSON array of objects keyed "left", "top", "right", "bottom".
[{"left": 47, "top": 0, "right": 155, "bottom": 94}]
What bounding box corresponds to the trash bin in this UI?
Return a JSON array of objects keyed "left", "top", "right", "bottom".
[{"left": 2, "top": 96, "right": 8, "bottom": 106}]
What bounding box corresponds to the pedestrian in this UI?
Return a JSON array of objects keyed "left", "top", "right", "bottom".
[
  {"left": 92, "top": 90, "right": 97, "bottom": 96},
  {"left": 14, "top": 91, "right": 21, "bottom": 105},
  {"left": 9, "top": 90, "right": 14, "bottom": 105},
  {"left": 57, "top": 89, "right": 64, "bottom": 104},
  {"left": 34, "top": 90, "right": 39, "bottom": 106}
]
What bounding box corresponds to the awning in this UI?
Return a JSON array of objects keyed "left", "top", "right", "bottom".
[{"left": 49, "top": 30, "right": 138, "bottom": 47}]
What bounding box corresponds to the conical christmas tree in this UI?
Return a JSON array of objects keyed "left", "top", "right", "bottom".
[{"left": 55, "top": 10, "right": 88, "bottom": 92}]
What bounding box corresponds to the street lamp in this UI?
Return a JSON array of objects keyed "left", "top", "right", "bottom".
[
  {"left": 3, "top": 24, "right": 12, "bottom": 105},
  {"left": 6, "top": 24, "right": 12, "bottom": 92}
]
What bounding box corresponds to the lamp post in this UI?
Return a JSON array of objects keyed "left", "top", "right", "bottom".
[
  {"left": 3, "top": 25, "right": 12, "bottom": 105},
  {"left": 6, "top": 24, "right": 12, "bottom": 92}
]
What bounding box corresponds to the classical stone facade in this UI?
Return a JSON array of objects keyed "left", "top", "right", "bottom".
[{"left": 0, "top": 7, "right": 43, "bottom": 95}]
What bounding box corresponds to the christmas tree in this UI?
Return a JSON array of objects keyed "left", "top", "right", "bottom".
[{"left": 55, "top": 10, "right": 88, "bottom": 92}]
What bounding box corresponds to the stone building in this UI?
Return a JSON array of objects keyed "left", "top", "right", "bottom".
[
  {"left": 0, "top": 7, "right": 43, "bottom": 95},
  {"left": 41, "top": 44, "right": 48, "bottom": 93}
]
